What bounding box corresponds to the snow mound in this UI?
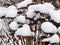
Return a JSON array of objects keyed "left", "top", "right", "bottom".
[
  {"left": 15, "top": 15, "right": 26, "bottom": 23},
  {"left": 15, "top": 24, "right": 32, "bottom": 36},
  {"left": 58, "top": 26, "right": 60, "bottom": 34},
  {"left": 43, "top": 3, "right": 55, "bottom": 10},
  {"left": 27, "top": 3, "right": 55, "bottom": 19},
  {"left": 28, "top": 4, "right": 49, "bottom": 14},
  {"left": 9, "top": 21, "right": 18, "bottom": 30},
  {"left": 38, "top": 4, "right": 49, "bottom": 14},
  {"left": 41, "top": 22, "right": 57, "bottom": 33},
  {"left": 26, "top": 9, "right": 36, "bottom": 18},
  {"left": 28, "top": 4, "right": 39, "bottom": 11},
  {"left": 6, "top": 5, "right": 17, "bottom": 18},
  {"left": 0, "top": 7, "right": 6, "bottom": 17},
  {"left": 48, "top": 9, "right": 60, "bottom": 23},
  {"left": 17, "top": 0, "right": 32, "bottom": 9},
  {"left": 51, "top": 10, "right": 60, "bottom": 23},
  {"left": 42, "top": 34, "right": 59, "bottom": 43}
]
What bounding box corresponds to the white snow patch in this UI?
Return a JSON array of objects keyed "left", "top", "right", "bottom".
[
  {"left": 27, "top": 3, "right": 55, "bottom": 19},
  {"left": 26, "top": 9, "right": 36, "bottom": 18},
  {"left": 43, "top": 3, "right": 55, "bottom": 10},
  {"left": 28, "top": 4, "right": 49, "bottom": 14},
  {"left": 51, "top": 10, "right": 60, "bottom": 23},
  {"left": 27, "top": 3, "right": 54, "bottom": 18},
  {"left": 6, "top": 5, "right": 17, "bottom": 18},
  {"left": 0, "top": 7, "right": 6, "bottom": 17},
  {"left": 15, "top": 15, "right": 26, "bottom": 23},
  {"left": 48, "top": 9, "right": 55, "bottom": 15},
  {"left": 38, "top": 4, "right": 49, "bottom": 14},
  {"left": 58, "top": 26, "right": 60, "bottom": 34},
  {"left": 42, "top": 34, "right": 59, "bottom": 43},
  {"left": 48, "top": 9, "right": 60, "bottom": 23},
  {"left": 15, "top": 24, "right": 32, "bottom": 36},
  {"left": 41, "top": 22, "right": 57, "bottom": 33},
  {"left": 9, "top": 21, "right": 18, "bottom": 30},
  {"left": 17, "top": 0, "right": 32, "bottom": 9}
]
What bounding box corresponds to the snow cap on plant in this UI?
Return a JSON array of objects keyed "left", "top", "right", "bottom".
[
  {"left": 15, "top": 24, "right": 32, "bottom": 36},
  {"left": 17, "top": 0, "right": 32, "bottom": 9},
  {"left": 42, "top": 34, "right": 59, "bottom": 43},
  {"left": 15, "top": 15, "right": 26, "bottom": 23},
  {"left": 6, "top": 5, "right": 17, "bottom": 18},
  {"left": 41, "top": 22, "right": 57, "bottom": 33},
  {"left": 9, "top": 21, "right": 18, "bottom": 30}
]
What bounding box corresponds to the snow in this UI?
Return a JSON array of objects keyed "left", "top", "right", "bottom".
[
  {"left": 28, "top": 4, "right": 39, "bottom": 11},
  {"left": 43, "top": 3, "right": 55, "bottom": 10},
  {"left": 0, "top": 7, "right": 6, "bottom": 17},
  {"left": 42, "top": 34, "right": 59, "bottom": 43},
  {"left": 53, "top": 13, "right": 60, "bottom": 23},
  {"left": 26, "top": 9, "right": 36, "bottom": 18},
  {"left": 38, "top": 4, "right": 49, "bottom": 14},
  {"left": 48, "top": 9, "right": 56, "bottom": 16},
  {"left": 48, "top": 9, "right": 57, "bottom": 20},
  {"left": 17, "top": 0, "right": 32, "bottom": 9},
  {"left": 9, "top": 21, "right": 18, "bottom": 30},
  {"left": 0, "top": 1, "right": 60, "bottom": 45},
  {"left": 49, "top": 10, "right": 60, "bottom": 23},
  {"left": 6, "top": 5, "right": 17, "bottom": 18},
  {"left": 48, "top": 9, "right": 60, "bottom": 23},
  {"left": 41, "top": 22, "right": 57, "bottom": 33},
  {"left": 27, "top": 3, "right": 55, "bottom": 18},
  {"left": 15, "top": 24, "right": 32, "bottom": 36},
  {"left": 15, "top": 15, "right": 26, "bottom": 23},
  {"left": 57, "top": 26, "right": 60, "bottom": 34},
  {"left": 27, "top": 4, "right": 43, "bottom": 18},
  {"left": 28, "top": 3, "right": 55, "bottom": 15},
  {"left": 28, "top": 4, "right": 49, "bottom": 14}
]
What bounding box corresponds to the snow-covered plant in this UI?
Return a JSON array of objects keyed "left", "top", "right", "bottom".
[
  {"left": 42, "top": 34, "right": 59, "bottom": 43},
  {"left": 57, "top": 26, "right": 60, "bottom": 34},
  {"left": 14, "top": 24, "right": 32, "bottom": 36},
  {"left": 0, "top": 7, "right": 6, "bottom": 17},
  {"left": 41, "top": 22, "right": 57, "bottom": 33},
  {"left": 0, "top": 0, "right": 60, "bottom": 45},
  {"left": 9, "top": 21, "right": 18, "bottom": 30},
  {"left": 26, "top": 3, "right": 55, "bottom": 18},
  {"left": 43, "top": 3, "right": 55, "bottom": 10},
  {"left": 16, "top": 0, "right": 32, "bottom": 9},
  {"left": 49, "top": 9, "right": 60, "bottom": 23},
  {"left": 6, "top": 5, "right": 17, "bottom": 18},
  {"left": 15, "top": 15, "right": 26, "bottom": 23},
  {"left": 26, "top": 9, "right": 36, "bottom": 18}
]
